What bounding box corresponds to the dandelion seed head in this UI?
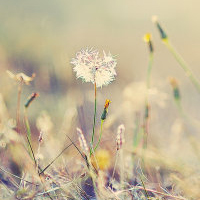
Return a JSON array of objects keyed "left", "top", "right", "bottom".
[{"left": 71, "top": 48, "right": 117, "bottom": 88}]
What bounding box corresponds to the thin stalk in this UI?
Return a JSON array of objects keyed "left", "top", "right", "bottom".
[
  {"left": 139, "top": 174, "right": 150, "bottom": 200},
  {"left": 16, "top": 81, "right": 23, "bottom": 133},
  {"left": 90, "top": 82, "right": 97, "bottom": 155},
  {"left": 133, "top": 113, "right": 140, "bottom": 149},
  {"left": 119, "top": 148, "right": 125, "bottom": 200},
  {"left": 146, "top": 53, "right": 154, "bottom": 89},
  {"left": 24, "top": 108, "right": 31, "bottom": 145},
  {"left": 164, "top": 39, "right": 200, "bottom": 93},
  {"left": 118, "top": 186, "right": 187, "bottom": 200},
  {"left": 108, "top": 152, "right": 119, "bottom": 188},
  {"left": 143, "top": 52, "right": 154, "bottom": 149},
  {"left": 39, "top": 142, "right": 73, "bottom": 175},
  {"left": 0, "top": 166, "right": 38, "bottom": 186},
  {"left": 93, "top": 119, "right": 104, "bottom": 152},
  {"left": 174, "top": 98, "right": 200, "bottom": 161}
]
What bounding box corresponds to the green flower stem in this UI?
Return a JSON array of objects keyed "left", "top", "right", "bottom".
[
  {"left": 143, "top": 52, "right": 154, "bottom": 149},
  {"left": 93, "top": 119, "right": 104, "bottom": 152},
  {"left": 16, "top": 82, "right": 23, "bottom": 134},
  {"left": 163, "top": 39, "right": 200, "bottom": 93},
  {"left": 146, "top": 52, "right": 154, "bottom": 90},
  {"left": 90, "top": 82, "right": 97, "bottom": 156},
  {"left": 24, "top": 108, "right": 31, "bottom": 144}
]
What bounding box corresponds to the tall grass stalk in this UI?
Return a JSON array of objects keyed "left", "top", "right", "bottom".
[
  {"left": 143, "top": 34, "right": 154, "bottom": 149},
  {"left": 170, "top": 78, "right": 200, "bottom": 161},
  {"left": 153, "top": 16, "right": 200, "bottom": 93},
  {"left": 109, "top": 152, "right": 119, "bottom": 188},
  {"left": 164, "top": 39, "right": 200, "bottom": 93},
  {"left": 119, "top": 148, "right": 124, "bottom": 191},
  {"left": 24, "top": 108, "right": 32, "bottom": 145},
  {"left": 139, "top": 173, "right": 150, "bottom": 200},
  {"left": 16, "top": 81, "right": 23, "bottom": 134}
]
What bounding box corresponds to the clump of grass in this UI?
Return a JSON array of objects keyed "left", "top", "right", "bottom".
[{"left": 1, "top": 30, "right": 200, "bottom": 199}]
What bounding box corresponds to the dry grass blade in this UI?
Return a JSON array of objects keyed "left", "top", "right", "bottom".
[
  {"left": 0, "top": 166, "right": 38, "bottom": 186},
  {"left": 39, "top": 142, "right": 73, "bottom": 175}
]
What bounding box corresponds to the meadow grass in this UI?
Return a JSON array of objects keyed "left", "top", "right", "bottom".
[{"left": 0, "top": 17, "right": 200, "bottom": 200}]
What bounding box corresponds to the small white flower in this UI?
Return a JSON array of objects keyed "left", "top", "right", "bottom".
[{"left": 71, "top": 48, "right": 117, "bottom": 88}]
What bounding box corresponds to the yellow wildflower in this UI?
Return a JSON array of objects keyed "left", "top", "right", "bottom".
[{"left": 91, "top": 149, "right": 111, "bottom": 170}]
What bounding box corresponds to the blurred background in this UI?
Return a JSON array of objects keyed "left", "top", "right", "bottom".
[{"left": 0, "top": 0, "right": 200, "bottom": 197}]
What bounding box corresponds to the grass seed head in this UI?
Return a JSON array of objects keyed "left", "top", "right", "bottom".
[
  {"left": 77, "top": 127, "right": 89, "bottom": 154},
  {"left": 116, "top": 124, "right": 125, "bottom": 150}
]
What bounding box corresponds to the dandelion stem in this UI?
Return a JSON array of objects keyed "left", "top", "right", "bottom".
[
  {"left": 93, "top": 119, "right": 104, "bottom": 152},
  {"left": 90, "top": 82, "right": 97, "bottom": 156},
  {"left": 163, "top": 39, "right": 200, "bottom": 93}
]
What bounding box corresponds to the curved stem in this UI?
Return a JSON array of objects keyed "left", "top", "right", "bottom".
[
  {"left": 24, "top": 108, "right": 31, "bottom": 144},
  {"left": 164, "top": 39, "right": 200, "bottom": 93},
  {"left": 93, "top": 119, "right": 104, "bottom": 152}
]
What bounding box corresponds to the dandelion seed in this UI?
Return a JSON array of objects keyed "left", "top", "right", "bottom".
[
  {"left": 116, "top": 124, "right": 125, "bottom": 151},
  {"left": 6, "top": 70, "right": 36, "bottom": 85},
  {"left": 71, "top": 48, "right": 117, "bottom": 88},
  {"left": 77, "top": 128, "right": 89, "bottom": 154}
]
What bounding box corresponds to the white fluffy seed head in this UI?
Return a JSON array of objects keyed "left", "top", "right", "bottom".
[{"left": 71, "top": 48, "right": 117, "bottom": 88}]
